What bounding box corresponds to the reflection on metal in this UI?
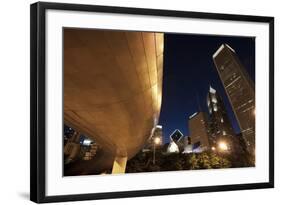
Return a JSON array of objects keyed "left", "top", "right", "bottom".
[{"left": 64, "top": 29, "right": 164, "bottom": 172}]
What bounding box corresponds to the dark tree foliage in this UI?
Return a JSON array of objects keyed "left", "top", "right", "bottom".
[{"left": 125, "top": 149, "right": 240, "bottom": 173}]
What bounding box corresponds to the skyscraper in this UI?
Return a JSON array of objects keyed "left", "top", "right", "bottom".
[
  {"left": 167, "top": 129, "right": 185, "bottom": 153},
  {"left": 188, "top": 112, "right": 210, "bottom": 150},
  {"left": 212, "top": 44, "right": 255, "bottom": 155},
  {"left": 169, "top": 129, "right": 184, "bottom": 142},
  {"left": 207, "top": 86, "right": 234, "bottom": 146}
]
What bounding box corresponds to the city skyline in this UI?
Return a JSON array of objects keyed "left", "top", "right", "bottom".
[
  {"left": 159, "top": 34, "right": 255, "bottom": 143},
  {"left": 63, "top": 29, "right": 256, "bottom": 175}
]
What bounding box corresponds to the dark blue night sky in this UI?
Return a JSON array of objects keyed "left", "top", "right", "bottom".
[{"left": 158, "top": 34, "right": 255, "bottom": 143}]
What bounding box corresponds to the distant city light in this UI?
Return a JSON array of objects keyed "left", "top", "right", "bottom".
[
  {"left": 211, "top": 146, "right": 216, "bottom": 151},
  {"left": 218, "top": 141, "right": 228, "bottom": 151},
  {"left": 82, "top": 138, "right": 92, "bottom": 146}
]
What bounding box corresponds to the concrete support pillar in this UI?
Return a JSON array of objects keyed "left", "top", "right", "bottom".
[
  {"left": 112, "top": 156, "right": 127, "bottom": 174},
  {"left": 70, "top": 131, "right": 80, "bottom": 143}
]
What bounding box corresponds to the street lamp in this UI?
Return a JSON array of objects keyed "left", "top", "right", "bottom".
[
  {"left": 218, "top": 141, "right": 228, "bottom": 151},
  {"left": 154, "top": 137, "right": 161, "bottom": 145},
  {"left": 153, "top": 137, "right": 161, "bottom": 164}
]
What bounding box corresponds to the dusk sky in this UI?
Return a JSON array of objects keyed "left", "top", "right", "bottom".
[{"left": 158, "top": 34, "right": 255, "bottom": 143}]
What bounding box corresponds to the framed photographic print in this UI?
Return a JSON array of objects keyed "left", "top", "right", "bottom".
[{"left": 30, "top": 1, "right": 274, "bottom": 203}]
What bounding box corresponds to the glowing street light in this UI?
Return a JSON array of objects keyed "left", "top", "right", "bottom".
[
  {"left": 211, "top": 146, "right": 216, "bottom": 151},
  {"left": 153, "top": 137, "right": 161, "bottom": 164},
  {"left": 154, "top": 137, "right": 161, "bottom": 145},
  {"left": 218, "top": 141, "right": 228, "bottom": 151}
]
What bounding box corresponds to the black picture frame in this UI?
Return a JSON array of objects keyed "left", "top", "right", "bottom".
[{"left": 30, "top": 1, "right": 274, "bottom": 203}]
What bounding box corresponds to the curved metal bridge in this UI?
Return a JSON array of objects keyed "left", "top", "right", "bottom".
[{"left": 64, "top": 28, "right": 164, "bottom": 174}]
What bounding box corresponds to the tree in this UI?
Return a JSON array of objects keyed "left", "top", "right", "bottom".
[
  {"left": 198, "top": 153, "right": 212, "bottom": 169},
  {"left": 126, "top": 150, "right": 232, "bottom": 173},
  {"left": 189, "top": 154, "right": 199, "bottom": 169},
  {"left": 209, "top": 153, "right": 221, "bottom": 168}
]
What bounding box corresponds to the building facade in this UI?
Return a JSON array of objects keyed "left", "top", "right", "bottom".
[
  {"left": 207, "top": 86, "right": 235, "bottom": 146},
  {"left": 188, "top": 112, "right": 210, "bottom": 151},
  {"left": 166, "top": 129, "right": 185, "bottom": 153},
  {"left": 167, "top": 141, "right": 180, "bottom": 153},
  {"left": 212, "top": 44, "right": 255, "bottom": 155}
]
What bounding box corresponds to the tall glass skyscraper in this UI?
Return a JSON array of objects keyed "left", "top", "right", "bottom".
[
  {"left": 207, "top": 86, "right": 234, "bottom": 146},
  {"left": 212, "top": 44, "right": 255, "bottom": 156}
]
